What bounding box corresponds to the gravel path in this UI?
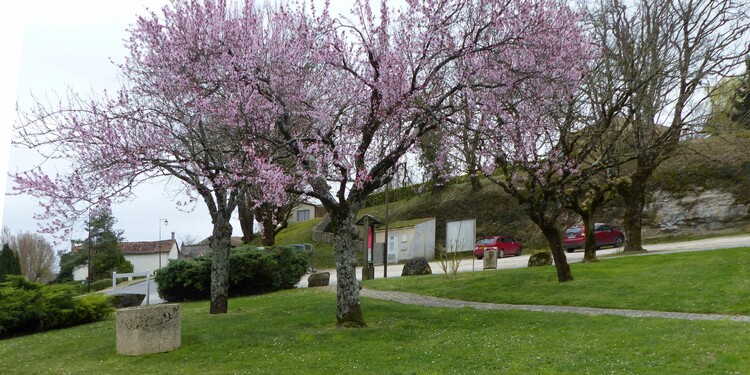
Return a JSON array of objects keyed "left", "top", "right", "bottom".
[{"left": 359, "top": 288, "right": 750, "bottom": 322}]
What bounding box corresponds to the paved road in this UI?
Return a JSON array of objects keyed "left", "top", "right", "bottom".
[
  {"left": 297, "top": 234, "right": 750, "bottom": 287},
  {"left": 107, "top": 278, "right": 163, "bottom": 305}
]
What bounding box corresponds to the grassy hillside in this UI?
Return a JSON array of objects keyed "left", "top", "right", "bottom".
[
  {"left": 271, "top": 135, "right": 750, "bottom": 269},
  {"left": 359, "top": 181, "right": 545, "bottom": 247},
  {"left": 245, "top": 218, "right": 335, "bottom": 270}
]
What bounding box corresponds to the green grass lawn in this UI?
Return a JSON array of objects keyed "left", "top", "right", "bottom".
[
  {"left": 3, "top": 248, "right": 750, "bottom": 373},
  {"left": 1, "top": 288, "right": 749, "bottom": 374},
  {"left": 366, "top": 247, "right": 750, "bottom": 315}
]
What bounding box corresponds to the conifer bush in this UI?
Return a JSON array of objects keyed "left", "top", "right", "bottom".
[{"left": 0, "top": 276, "right": 113, "bottom": 338}]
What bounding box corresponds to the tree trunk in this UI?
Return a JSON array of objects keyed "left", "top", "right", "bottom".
[
  {"left": 330, "top": 205, "right": 366, "bottom": 328},
  {"left": 618, "top": 175, "right": 648, "bottom": 252},
  {"left": 431, "top": 172, "right": 445, "bottom": 195},
  {"left": 209, "top": 211, "right": 233, "bottom": 314},
  {"left": 581, "top": 212, "right": 598, "bottom": 263},
  {"left": 253, "top": 204, "right": 280, "bottom": 246},
  {"left": 237, "top": 198, "right": 255, "bottom": 244},
  {"left": 469, "top": 174, "right": 481, "bottom": 192},
  {"left": 541, "top": 225, "right": 574, "bottom": 282},
  {"left": 468, "top": 164, "right": 482, "bottom": 192},
  {"left": 260, "top": 214, "right": 276, "bottom": 246}
]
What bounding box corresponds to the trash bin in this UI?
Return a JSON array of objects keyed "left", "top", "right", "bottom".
[{"left": 483, "top": 248, "right": 498, "bottom": 270}]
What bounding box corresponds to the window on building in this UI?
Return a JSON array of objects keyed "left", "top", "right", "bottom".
[{"left": 297, "top": 209, "right": 311, "bottom": 222}]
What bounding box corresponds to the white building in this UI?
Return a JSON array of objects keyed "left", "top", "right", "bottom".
[
  {"left": 288, "top": 202, "right": 325, "bottom": 224},
  {"left": 120, "top": 238, "right": 179, "bottom": 273},
  {"left": 71, "top": 237, "right": 179, "bottom": 281}
]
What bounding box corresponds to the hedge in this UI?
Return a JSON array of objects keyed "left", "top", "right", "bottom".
[
  {"left": 0, "top": 276, "right": 113, "bottom": 338},
  {"left": 155, "top": 246, "right": 308, "bottom": 302}
]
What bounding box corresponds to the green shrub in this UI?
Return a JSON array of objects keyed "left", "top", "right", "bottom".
[
  {"left": 156, "top": 246, "right": 308, "bottom": 302},
  {"left": 154, "top": 257, "right": 211, "bottom": 302},
  {"left": 89, "top": 278, "right": 113, "bottom": 292},
  {"left": 0, "top": 276, "right": 113, "bottom": 338}
]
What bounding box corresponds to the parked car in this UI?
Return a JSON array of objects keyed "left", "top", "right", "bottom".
[
  {"left": 562, "top": 223, "right": 625, "bottom": 252},
  {"left": 474, "top": 236, "right": 523, "bottom": 259}
]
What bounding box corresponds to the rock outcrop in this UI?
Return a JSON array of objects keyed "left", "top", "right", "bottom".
[{"left": 646, "top": 189, "right": 750, "bottom": 235}]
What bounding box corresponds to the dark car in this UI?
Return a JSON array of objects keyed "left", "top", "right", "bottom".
[
  {"left": 562, "top": 223, "right": 625, "bottom": 252},
  {"left": 474, "top": 236, "right": 523, "bottom": 259}
]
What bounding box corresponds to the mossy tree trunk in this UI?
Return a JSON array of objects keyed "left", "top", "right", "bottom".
[
  {"left": 330, "top": 202, "right": 367, "bottom": 328},
  {"left": 566, "top": 183, "right": 614, "bottom": 263},
  {"left": 204, "top": 187, "right": 236, "bottom": 315},
  {"left": 541, "top": 225, "right": 574, "bottom": 282},
  {"left": 617, "top": 173, "right": 649, "bottom": 253},
  {"left": 581, "top": 214, "right": 598, "bottom": 263}
]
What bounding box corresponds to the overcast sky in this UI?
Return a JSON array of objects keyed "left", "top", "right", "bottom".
[
  {"left": 2, "top": 0, "right": 235, "bottom": 250},
  {"left": 1, "top": 1, "right": 375, "bottom": 254}
]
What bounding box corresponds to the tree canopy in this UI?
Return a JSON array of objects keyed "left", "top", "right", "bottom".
[{"left": 13, "top": 0, "right": 591, "bottom": 325}]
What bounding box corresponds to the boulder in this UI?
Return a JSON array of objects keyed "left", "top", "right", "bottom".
[
  {"left": 112, "top": 293, "right": 146, "bottom": 308},
  {"left": 307, "top": 272, "right": 330, "bottom": 287},
  {"left": 528, "top": 252, "right": 553, "bottom": 267},
  {"left": 401, "top": 257, "right": 432, "bottom": 276}
]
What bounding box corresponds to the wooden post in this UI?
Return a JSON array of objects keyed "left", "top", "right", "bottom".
[{"left": 362, "top": 216, "right": 370, "bottom": 280}]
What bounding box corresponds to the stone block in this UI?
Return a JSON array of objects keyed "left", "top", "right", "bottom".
[
  {"left": 307, "top": 272, "right": 330, "bottom": 287},
  {"left": 116, "top": 304, "right": 181, "bottom": 355}
]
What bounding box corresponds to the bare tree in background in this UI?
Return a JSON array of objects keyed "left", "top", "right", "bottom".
[
  {"left": 1, "top": 227, "right": 56, "bottom": 283},
  {"left": 179, "top": 234, "right": 200, "bottom": 246},
  {"left": 582, "top": 0, "right": 750, "bottom": 252}
]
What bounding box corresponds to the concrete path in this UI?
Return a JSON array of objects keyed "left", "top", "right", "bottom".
[{"left": 359, "top": 288, "right": 750, "bottom": 323}]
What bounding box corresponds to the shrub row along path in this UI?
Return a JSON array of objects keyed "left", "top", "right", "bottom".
[{"left": 357, "top": 287, "right": 750, "bottom": 323}]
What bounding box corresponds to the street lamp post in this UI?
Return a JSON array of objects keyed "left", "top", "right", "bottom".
[
  {"left": 87, "top": 210, "right": 92, "bottom": 292},
  {"left": 159, "top": 218, "right": 169, "bottom": 269},
  {"left": 384, "top": 182, "right": 389, "bottom": 278}
]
